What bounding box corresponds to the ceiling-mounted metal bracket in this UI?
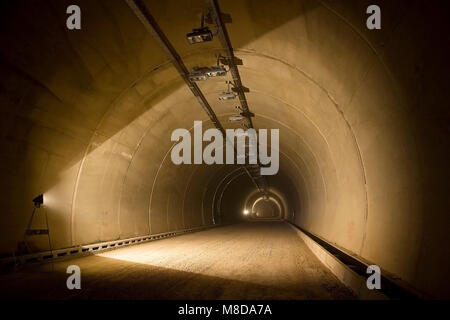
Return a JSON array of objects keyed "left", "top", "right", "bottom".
[
  {"left": 219, "top": 56, "right": 243, "bottom": 66},
  {"left": 240, "top": 111, "right": 255, "bottom": 118},
  {"left": 232, "top": 86, "right": 250, "bottom": 93}
]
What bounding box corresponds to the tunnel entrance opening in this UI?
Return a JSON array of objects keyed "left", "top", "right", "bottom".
[
  {"left": 252, "top": 199, "right": 280, "bottom": 219},
  {"left": 244, "top": 195, "right": 283, "bottom": 220}
]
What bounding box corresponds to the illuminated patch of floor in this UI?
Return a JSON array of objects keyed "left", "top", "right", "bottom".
[{"left": 96, "top": 222, "right": 341, "bottom": 289}]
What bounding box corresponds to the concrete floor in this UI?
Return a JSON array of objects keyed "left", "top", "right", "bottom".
[{"left": 0, "top": 222, "right": 355, "bottom": 299}]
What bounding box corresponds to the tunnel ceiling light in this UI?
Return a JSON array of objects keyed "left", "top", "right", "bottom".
[
  {"left": 186, "top": 27, "right": 213, "bottom": 44},
  {"left": 188, "top": 66, "right": 227, "bottom": 81},
  {"left": 186, "top": 14, "right": 213, "bottom": 44},
  {"left": 219, "top": 81, "right": 237, "bottom": 100},
  {"left": 243, "top": 209, "right": 249, "bottom": 215},
  {"left": 32, "top": 194, "right": 43, "bottom": 208},
  {"left": 188, "top": 69, "right": 208, "bottom": 81},
  {"left": 206, "top": 65, "right": 227, "bottom": 77},
  {"left": 228, "top": 115, "right": 245, "bottom": 122},
  {"left": 219, "top": 92, "right": 237, "bottom": 100}
]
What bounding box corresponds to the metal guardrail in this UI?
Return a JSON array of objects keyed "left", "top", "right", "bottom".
[{"left": 0, "top": 224, "right": 218, "bottom": 271}]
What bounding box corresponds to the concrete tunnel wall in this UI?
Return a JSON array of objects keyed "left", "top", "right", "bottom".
[{"left": 0, "top": 0, "right": 449, "bottom": 298}]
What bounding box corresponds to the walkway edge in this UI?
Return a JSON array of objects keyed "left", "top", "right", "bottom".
[{"left": 288, "top": 223, "right": 387, "bottom": 300}]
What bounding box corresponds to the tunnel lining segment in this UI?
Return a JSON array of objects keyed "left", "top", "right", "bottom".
[{"left": 235, "top": 49, "right": 369, "bottom": 255}]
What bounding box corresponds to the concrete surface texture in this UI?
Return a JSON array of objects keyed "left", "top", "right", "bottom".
[
  {"left": 0, "top": 0, "right": 449, "bottom": 298},
  {"left": 0, "top": 222, "right": 356, "bottom": 299}
]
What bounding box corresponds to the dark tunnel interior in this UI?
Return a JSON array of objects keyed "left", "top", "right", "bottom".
[{"left": 0, "top": 0, "right": 449, "bottom": 301}]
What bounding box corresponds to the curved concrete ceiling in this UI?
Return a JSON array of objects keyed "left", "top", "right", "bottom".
[{"left": 0, "top": 0, "right": 449, "bottom": 298}]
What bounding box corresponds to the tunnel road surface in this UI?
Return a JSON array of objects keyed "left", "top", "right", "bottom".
[{"left": 0, "top": 221, "right": 356, "bottom": 299}]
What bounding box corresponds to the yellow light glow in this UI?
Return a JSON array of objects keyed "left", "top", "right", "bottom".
[{"left": 243, "top": 209, "right": 249, "bottom": 215}]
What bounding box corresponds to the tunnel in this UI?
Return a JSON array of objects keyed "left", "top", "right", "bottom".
[{"left": 0, "top": 0, "right": 449, "bottom": 301}]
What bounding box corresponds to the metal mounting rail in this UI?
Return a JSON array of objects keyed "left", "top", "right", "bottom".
[
  {"left": 208, "top": 0, "right": 269, "bottom": 195},
  {"left": 126, "top": 0, "right": 225, "bottom": 134},
  {"left": 125, "top": 0, "right": 265, "bottom": 194},
  {"left": 208, "top": 0, "right": 253, "bottom": 129}
]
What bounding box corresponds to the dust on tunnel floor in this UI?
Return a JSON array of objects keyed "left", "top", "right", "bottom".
[{"left": 0, "top": 221, "right": 356, "bottom": 299}]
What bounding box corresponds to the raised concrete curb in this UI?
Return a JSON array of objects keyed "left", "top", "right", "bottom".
[{"left": 289, "top": 224, "right": 387, "bottom": 300}]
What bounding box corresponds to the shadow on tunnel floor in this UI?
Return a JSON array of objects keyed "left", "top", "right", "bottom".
[
  {"left": 0, "top": 255, "right": 355, "bottom": 300},
  {"left": 0, "top": 222, "right": 356, "bottom": 300}
]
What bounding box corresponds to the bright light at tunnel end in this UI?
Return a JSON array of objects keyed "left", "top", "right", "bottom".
[{"left": 243, "top": 209, "right": 249, "bottom": 215}]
